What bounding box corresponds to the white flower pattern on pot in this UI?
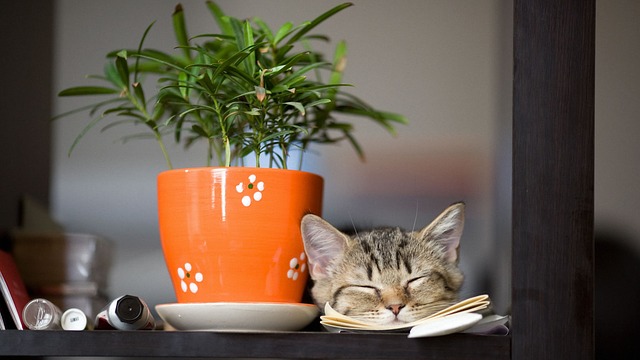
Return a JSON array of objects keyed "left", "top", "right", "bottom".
[
  {"left": 177, "top": 262, "right": 204, "bottom": 294},
  {"left": 287, "top": 252, "right": 307, "bottom": 281},
  {"left": 235, "top": 174, "right": 265, "bottom": 207}
]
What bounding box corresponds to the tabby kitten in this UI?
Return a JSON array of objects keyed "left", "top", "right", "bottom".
[{"left": 301, "top": 202, "right": 465, "bottom": 325}]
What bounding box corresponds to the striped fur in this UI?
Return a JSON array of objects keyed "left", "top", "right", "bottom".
[{"left": 301, "top": 202, "right": 465, "bottom": 325}]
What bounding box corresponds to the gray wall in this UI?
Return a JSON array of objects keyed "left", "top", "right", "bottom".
[{"left": 595, "top": 1, "right": 640, "bottom": 250}]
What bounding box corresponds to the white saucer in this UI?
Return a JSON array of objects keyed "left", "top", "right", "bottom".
[{"left": 155, "top": 302, "right": 319, "bottom": 331}]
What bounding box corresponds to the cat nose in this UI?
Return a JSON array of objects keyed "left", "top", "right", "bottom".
[{"left": 387, "top": 304, "right": 405, "bottom": 315}]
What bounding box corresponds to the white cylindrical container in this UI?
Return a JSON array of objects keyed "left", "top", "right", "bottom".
[
  {"left": 94, "top": 294, "right": 155, "bottom": 330},
  {"left": 61, "top": 308, "right": 88, "bottom": 330}
]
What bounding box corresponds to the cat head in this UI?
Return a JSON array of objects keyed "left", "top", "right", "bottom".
[{"left": 300, "top": 202, "right": 465, "bottom": 325}]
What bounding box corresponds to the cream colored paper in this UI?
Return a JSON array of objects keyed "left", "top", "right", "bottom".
[{"left": 320, "top": 294, "right": 490, "bottom": 332}]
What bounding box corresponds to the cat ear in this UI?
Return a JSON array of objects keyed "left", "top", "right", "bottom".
[
  {"left": 301, "top": 214, "right": 351, "bottom": 280},
  {"left": 419, "top": 202, "right": 465, "bottom": 263}
]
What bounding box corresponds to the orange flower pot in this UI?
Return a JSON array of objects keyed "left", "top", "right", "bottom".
[{"left": 157, "top": 167, "right": 323, "bottom": 304}]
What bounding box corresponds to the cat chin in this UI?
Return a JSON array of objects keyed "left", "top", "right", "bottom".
[
  {"left": 355, "top": 314, "right": 409, "bottom": 326},
  {"left": 385, "top": 318, "right": 411, "bottom": 326}
]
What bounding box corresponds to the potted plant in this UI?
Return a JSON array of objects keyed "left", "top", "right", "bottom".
[{"left": 56, "top": 1, "right": 406, "bottom": 305}]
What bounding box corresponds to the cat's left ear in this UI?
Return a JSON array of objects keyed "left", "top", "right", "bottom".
[
  {"left": 301, "top": 214, "right": 351, "bottom": 280},
  {"left": 419, "top": 202, "right": 465, "bottom": 263}
]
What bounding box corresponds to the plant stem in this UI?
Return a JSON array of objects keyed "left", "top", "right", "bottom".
[{"left": 155, "top": 133, "right": 173, "bottom": 169}]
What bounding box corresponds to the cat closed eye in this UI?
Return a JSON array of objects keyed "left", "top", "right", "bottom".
[
  {"left": 406, "top": 276, "right": 428, "bottom": 287},
  {"left": 348, "top": 285, "right": 381, "bottom": 296},
  {"left": 406, "top": 273, "right": 444, "bottom": 287}
]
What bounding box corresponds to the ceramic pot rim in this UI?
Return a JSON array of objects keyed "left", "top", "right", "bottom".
[{"left": 158, "top": 166, "right": 322, "bottom": 178}]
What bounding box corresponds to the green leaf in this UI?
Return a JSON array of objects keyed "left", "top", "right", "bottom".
[
  {"left": 336, "top": 107, "right": 408, "bottom": 135},
  {"left": 67, "top": 115, "right": 106, "bottom": 157},
  {"left": 229, "top": 17, "right": 256, "bottom": 76},
  {"left": 344, "top": 131, "right": 365, "bottom": 161},
  {"left": 306, "top": 99, "right": 332, "bottom": 108},
  {"left": 280, "top": 75, "right": 306, "bottom": 88},
  {"left": 253, "top": 17, "right": 274, "bottom": 42},
  {"left": 172, "top": 4, "right": 191, "bottom": 60},
  {"left": 104, "top": 62, "right": 125, "bottom": 89},
  {"left": 132, "top": 53, "right": 188, "bottom": 73},
  {"left": 58, "top": 86, "right": 120, "bottom": 96},
  {"left": 273, "top": 21, "right": 293, "bottom": 45},
  {"left": 285, "top": 2, "right": 353, "bottom": 46},
  {"left": 115, "top": 52, "right": 130, "bottom": 89},
  {"left": 52, "top": 98, "right": 125, "bottom": 121},
  {"left": 100, "top": 118, "right": 142, "bottom": 133},
  {"left": 132, "top": 82, "right": 146, "bottom": 108},
  {"left": 244, "top": 109, "right": 261, "bottom": 116},
  {"left": 133, "top": 21, "right": 156, "bottom": 83},
  {"left": 195, "top": 44, "right": 262, "bottom": 89},
  {"left": 178, "top": 72, "right": 189, "bottom": 99},
  {"left": 206, "top": 1, "right": 234, "bottom": 36},
  {"left": 280, "top": 61, "right": 330, "bottom": 82},
  {"left": 191, "top": 124, "right": 209, "bottom": 137},
  {"left": 330, "top": 40, "right": 347, "bottom": 86},
  {"left": 243, "top": 20, "right": 256, "bottom": 76},
  {"left": 285, "top": 101, "right": 306, "bottom": 116}
]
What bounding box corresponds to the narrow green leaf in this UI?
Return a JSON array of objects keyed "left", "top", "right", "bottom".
[
  {"left": 52, "top": 98, "right": 125, "bottom": 121},
  {"left": 253, "top": 17, "right": 274, "bottom": 42},
  {"left": 206, "top": 1, "right": 234, "bottom": 36},
  {"left": 229, "top": 17, "right": 256, "bottom": 76},
  {"left": 280, "top": 62, "right": 330, "bottom": 83},
  {"left": 330, "top": 40, "right": 347, "bottom": 86},
  {"left": 132, "top": 53, "right": 187, "bottom": 73},
  {"left": 58, "top": 86, "right": 120, "bottom": 96},
  {"left": 243, "top": 20, "right": 256, "bottom": 76},
  {"left": 67, "top": 115, "right": 106, "bottom": 156},
  {"left": 280, "top": 75, "right": 306, "bottom": 88},
  {"left": 273, "top": 21, "right": 293, "bottom": 45},
  {"left": 344, "top": 131, "right": 365, "bottom": 161},
  {"left": 115, "top": 51, "right": 130, "bottom": 89},
  {"left": 285, "top": 3, "right": 353, "bottom": 46},
  {"left": 133, "top": 21, "right": 156, "bottom": 83},
  {"left": 191, "top": 124, "right": 208, "bottom": 137},
  {"left": 306, "top": 99, "right": 332, "bottom": 108},
  {"left": 172, "top": 4, "right": 191, "bottom": 60},
  {"left": 244, "top": 109, "right": 261, "bottom": 116},
  {"left": 132, "top": 82, "right": 146, "bottom": 106},
  {"left": 100, "top": 118, "right": 142, "bottom": 133},
  {"left": 285, "top": 101, "right": 306, "bottom": 116},
  {"left": 178, "top": 72, "right": 189, "bottom": 99},
  {"left": 104, "top": 62, "right": 125, "bottom": 88}
]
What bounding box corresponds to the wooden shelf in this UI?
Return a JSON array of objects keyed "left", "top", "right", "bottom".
[{"left": 0, "top": 330, "right": 510, "bottom": 359}]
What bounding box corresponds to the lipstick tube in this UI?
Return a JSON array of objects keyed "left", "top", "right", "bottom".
[{"left": 94, "top": 294, "right": 155, "bottom": 330}]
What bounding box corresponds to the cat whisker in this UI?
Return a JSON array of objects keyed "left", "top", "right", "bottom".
[
  {"left": 348, "top": 213, "right": 360, "bottom": 240},
  {"left": 411, "top": 300, "right": 456, "bottom": 317},
  {"left": 411, "top": 200, "right": 419, "bottom": 233}
]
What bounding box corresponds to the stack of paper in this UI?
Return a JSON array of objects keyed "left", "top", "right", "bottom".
[{"left": 321, "top": 294, "right": 492, "bottom": 335}]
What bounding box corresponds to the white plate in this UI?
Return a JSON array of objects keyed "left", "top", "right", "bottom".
[
  {"left": 155, "top": 302, "right": 319, "bottom": 331},
  {"left": 407, "top": 312, "right": 483, "bottom": 338}
]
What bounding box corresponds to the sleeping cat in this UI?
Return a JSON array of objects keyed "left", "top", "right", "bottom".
[{"left": 301, "top": 202, "right": 465, "bottom": 325}]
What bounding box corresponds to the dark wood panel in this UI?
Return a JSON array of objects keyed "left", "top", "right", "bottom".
[
  {"left": 0, "top": 0, "right": 54, "bottom": 232},
  {"left": 0, "top": 330, "right": 510, "bottom": 359},
  {"left": 512, "top": 0, "right": 595, "bottom": 359}
]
